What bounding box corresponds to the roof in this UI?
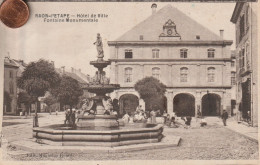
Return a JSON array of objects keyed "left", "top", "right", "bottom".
[
  {"left": 12, "top": 59, "right": 27, "bottom": 77},
  {"left": 64, "top": 72, "right": 87, "bottom": 84},
  {"left": 55, "top": 68, "right": 88, "bottom": 84},
  {"left": 115, "top": 4, "right": 224, "bottom": 42},
  {"left": 230, "top": 2, "right": 245, "bottom": 23},
  {"left": 4, "top": 57, "right": 19, "bottom": 68}
]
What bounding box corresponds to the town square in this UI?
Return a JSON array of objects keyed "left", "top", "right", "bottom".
[{"left": 1, "top": 2, "right": 258, "bottom": 162}]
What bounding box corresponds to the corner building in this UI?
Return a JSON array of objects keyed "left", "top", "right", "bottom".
[
  {"left": 4, "top": 57, "right": 19, "bottom": 115},
  {"left": 231, "top": 2, "right": 258, "bottom": 126},
  {"left": 108, "top": 4, "right": 233, "bottom": 117}
]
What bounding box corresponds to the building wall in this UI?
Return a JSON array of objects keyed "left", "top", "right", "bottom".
[
  {"left": 232, "top": 2, "right": 258, "bottom": 126},
  {"left": 112, "top": 45, "right": 228, "bottom": 59},
  {"left": 110, "top": 43, "right": 233, "bottom": 116},
  {"left": 4, "top": 66, "right": 18, "bottom": 115}
]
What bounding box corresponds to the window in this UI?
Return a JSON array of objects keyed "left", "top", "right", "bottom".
[
  {"left": 231, "top": 72, "right": 236, "bottom": 85},
  {"left": 239, "top": 15, "right": 245, "bottom": 41},
  {"left": 246, "top": 43, "right": 250, "bottom": 69},
  {"left": 208, "top": 49, "right": 215, "bottom": 58},
  {"left": 125, "top": 67, "right": 132, "bottom": 82},
  {"left": 246, "top": 6, "right": 250, "bottom": 31},
  {"left": 125, "top": 49, "right": 133, "bottom": 59},
  {"left": 9, "top": 82, "right": 14, "bottom": 94},
  {"left": 152, "top": 67, "right": 160, "bottom": 79},
  {"left": 180, "top": 49, "right": 188, "bottom": 58},
  {"left": 231, "top": 61, "right": 235, "bottom": 67},
  {"left": 207, "top": 67, "right": 215, "bottom": 82},
  {"left": 9, "top": 71, "right": 13, "bottom": 78},
  {"left": 180, "top": 67, "right": 188, "bottom": 82},
  {"left": 241, "top": 48, "right": 245, "bottom": 68},
  {"left": 152, "top": 49, "right": 159, "bottom": 58}
]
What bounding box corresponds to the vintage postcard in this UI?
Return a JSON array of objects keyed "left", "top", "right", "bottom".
[{"left": 0, "top": 1, "right": 259, "bottom": 164}]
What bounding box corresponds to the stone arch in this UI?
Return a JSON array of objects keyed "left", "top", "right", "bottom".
[
  {"left": 119, "top": 94, "right": 139, "bottom": 116},
  {"left": 201, "top": 93, "right": 221, "bottom": 116},
  {"left": 173, "top": 93, "right": 195, "bottom": 117}
]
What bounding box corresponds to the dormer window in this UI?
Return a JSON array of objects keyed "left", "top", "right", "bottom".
[
  {"left": 180, "top": 49, "right": 188, "bottom": 58},
  {"left": 208, "top": 48, "right": 215, "bottom": 58},
  {"left": 125, "top": 49, "right": 133, "bottom": 59},
  {"left": 152, "top": 49, "right": 159, "bottom": 58}
]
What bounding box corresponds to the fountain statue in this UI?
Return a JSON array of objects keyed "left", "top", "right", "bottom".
[{"left": 93, "top": 33, "right": 104, "bottom": 61}]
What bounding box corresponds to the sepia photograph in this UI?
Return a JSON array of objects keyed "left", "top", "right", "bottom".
[{"left": 0, "top": 1, "right": 258, "bottom": 164}]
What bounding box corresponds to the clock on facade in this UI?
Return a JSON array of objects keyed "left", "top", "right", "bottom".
[{"left": 167, "top": 29, "right": 173, "bottom": 35}]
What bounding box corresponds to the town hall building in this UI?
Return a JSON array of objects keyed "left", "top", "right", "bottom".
[{"left": 108, "top": 4, "right": 234, "bottom": 117}]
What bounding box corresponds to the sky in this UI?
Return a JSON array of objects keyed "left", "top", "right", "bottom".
[{"left": 0, "top": 2, "right": 236, "bottom": 76}]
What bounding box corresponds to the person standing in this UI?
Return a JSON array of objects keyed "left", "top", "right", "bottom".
[
  {"left": 150, "top": 109, "right": 156, "bottom": 124},
  {"left": 169, "top": 112, "right": 176, "bottom": 126},
  {"left": 222, "top": 110, "right": 228, "bottom": 126},
  {"left": 64, "top": 109, "right": 70, "bottom": 125},
  {"left": 185, "top": 116, "right": 192, "bottom": 127},
  {"left": 71, "top": 110, "right": 76, "bottom": 127}
]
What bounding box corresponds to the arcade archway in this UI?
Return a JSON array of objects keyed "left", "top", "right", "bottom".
[
  {"left": 173, "top": 93, "right": 195, "bottom": 117},
  {"left": 202, "top": 93, "right": 221, "bottom": 116},
  {"left": 119, "top": 94, "right": 139, "bottom": 116}
]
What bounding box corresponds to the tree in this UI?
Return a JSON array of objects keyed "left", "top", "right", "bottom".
[
  {"left": 134, "top": 76, "right": 167, "bottom": 112},
  {"left": 17, "top": 91, "right": 33, "bottom": 115},
  {"left": 52, "top": 75, "right": 83, "bottom": 111},
  {"left": 42, "top": 94, "right": 58, "bottom": 113},
  {"left": 17, "top": 59, "right": 61, "bottom": 127}
]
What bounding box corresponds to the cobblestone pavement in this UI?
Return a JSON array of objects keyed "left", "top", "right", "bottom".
[{"left": 1, "top": 113, "right": 259, "bottom": 160}]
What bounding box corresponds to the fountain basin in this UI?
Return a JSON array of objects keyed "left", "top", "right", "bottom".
[
  {"left": 76, "top": 115, "right": 119, "bottom": 129},
  {"left": 33, "top": 124, "right": 164, "bottom": 147},
  {"left": 90, "top": 60, "right": 111, "bottom": 69}
]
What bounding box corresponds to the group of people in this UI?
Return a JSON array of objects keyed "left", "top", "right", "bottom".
[
  {"left": 104, "top": 98, "right": 119, "bottom": 116},
  {"left": 122, "top": 105, "right": 147, "bottom": 124},
  {"left": 162, "top": 111, "right": 193, "bottom": 128},
  {"left": 64, "top": 109, "right": 77, "bottom": 126},
  {"left": 161, "top": 109, "right": 229, "bottom": 128},
  {"left": 64, "top": 100, "right": 230, "bottom": 128}
]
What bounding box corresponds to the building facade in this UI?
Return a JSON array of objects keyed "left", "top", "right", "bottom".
[
  {"left": 230, "top": 50, "right": 237, "bottom": 116},
  {"left": 109, "top": 4, "right": 234, "bottom": 117},
  {"left": 231, "top": 2, "right": 258, "bottom": 126},
  {"left": 4, "top": 57, "right": 19, "bottom": 115}
]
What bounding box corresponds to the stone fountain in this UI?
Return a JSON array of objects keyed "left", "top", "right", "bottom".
[
  {"left": 32, "top": 34, "right": 164, "bottom": 147},
  {"left": 76, "top": 33, "right": 120, "bottom": 129}
]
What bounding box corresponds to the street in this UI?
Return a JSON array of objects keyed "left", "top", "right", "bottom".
[{"left": 1, "top": 113, "right": 258, "bottom": 160}]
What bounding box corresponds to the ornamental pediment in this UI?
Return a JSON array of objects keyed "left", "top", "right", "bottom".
[{"left": 159, "top": 19, "right": 181, "bottom": 40}]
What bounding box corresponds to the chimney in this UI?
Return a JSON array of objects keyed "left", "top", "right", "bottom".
[
  {"left": 4, "top": 56, "right": 9, "bottom": 63},
  {"left": 220, "top": 29, "right": 224, "bottom": 39},
  {"left": 71, "top": 67, "right": 74, "bottom": 73},
  {"left": 151, "top": 3, "right": 157, "bottom": 15},
  {"left": 61, "top": 66, "right": 65, "bottom": 74},
  {"left": 79, "top": 68, "right": 81, "bottom": 72}
]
